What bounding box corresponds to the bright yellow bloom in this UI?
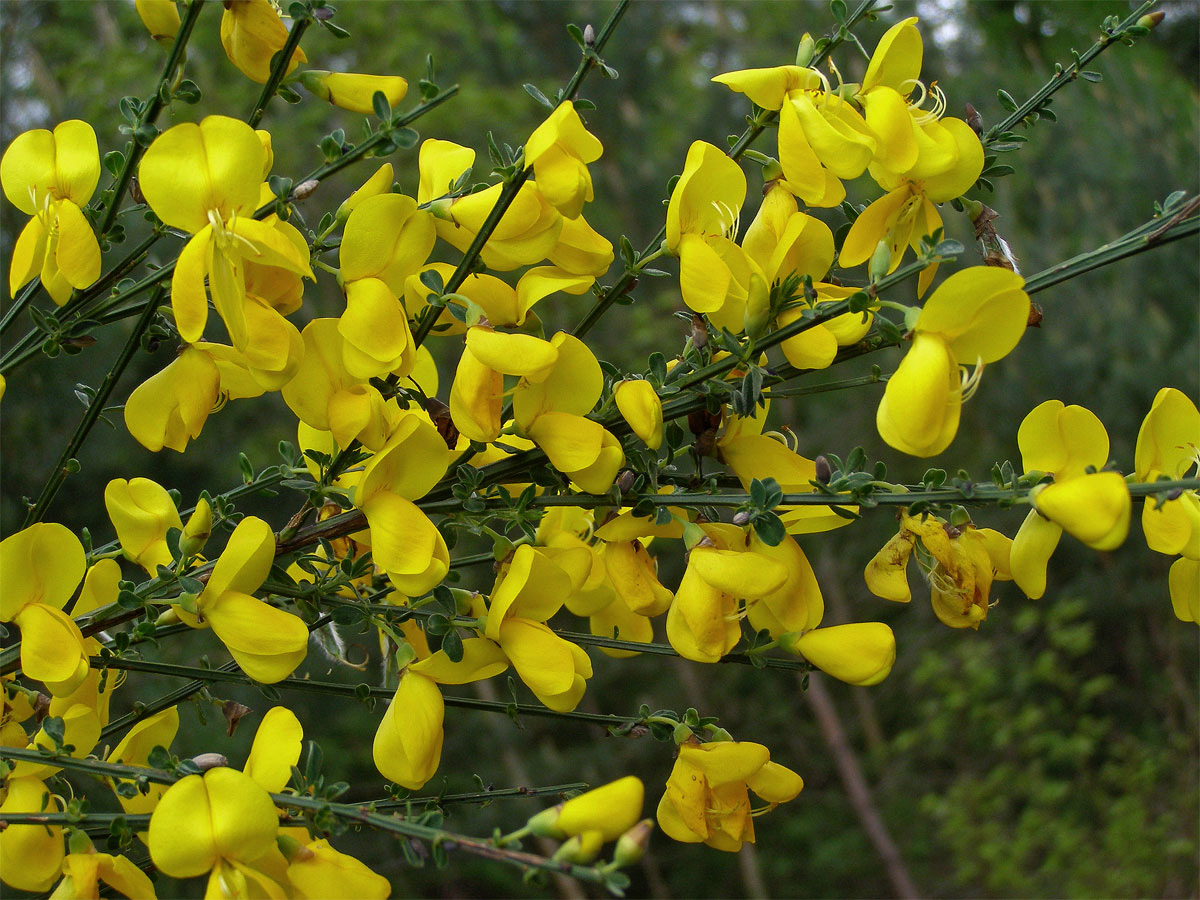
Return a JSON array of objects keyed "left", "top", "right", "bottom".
[
  {"left": 657, "top": 740, "right": 803, "bottom": 852},
  {"left": 138, "top": 116, "right": 312, "bottom": 346},
  {"left": 340, "top": 193, "right": 435, "bottom": 295},
  {"left": 106, "top": 706, "right": 179, "bottom": 817},
  {"left": 1, "top": 120, "right": 101, "bottom": 304},
  {"left": 135, "top": 0, "right": 179, "bottom": 45},
  {"left": 284, "top": 838, "right": 391, "bottom": 899},
  {"left": 742, "top": 531, "right": 824, "bottom": 637},
  {"left": 665, "top": 141, "right": 749, "bottom": 317},
  {"left": 667, "top": 528, "right": 788, "bottom": 663},
  {"left": 717, "top": 420, "right": 854, "bottom": 534},
  {"left": 104, "top": 477, "right": 183, "bottom": 575},
  {"left": 876, "top": 267, "right": 1029, "bottom": 457},
  {"left": 783, "top": 622, "right": 896, "bottom": 686},
  {"left": 0, "top": 522, "right": 90, "bottom": 695},
  {"left": 281, "top": 319, "right": 401, "bottom": 451},
  {"left": 547, "top": 212, "right": 615, "bottom": 276},
  {"left": 353, "top": 414, "right": 451, "bottom": 596},
  {"left": 1169, "top": 557, "right": 1199, "bottom": 623},
  {"left": 51, "top": 845, "right": 157, "bottom": 899},
  {"left": 528, "top": 775, "right": 645, "bottom": 862},
  {"left": 525, "top": 101, "right": 604, "bottom": 219},
  {"left": 1135, "top": 388, "right": 1200, "bottom": 558},
  {"left": 614, "top": 379, "right": 663, "bottom": 450},
  {"left": 148, "top": 767, "right": 282, "bottom": 890},
  {"left": 840, "top": 118, "right": 983, "bottom": 295},
  {"left": 0, "top": 776, "right": 65, "bottom": 892},
  {"left": 1009, "top": 401, "right": 1130, "bottom": 596},
  {"left": 124, "top": 342, "right": 265, "bottom": 453},
  {"left": 220, "top": 0, "right": 307, "bottom": 83},
  {"left": 1032, "top": 472, "right": 1131, "bottom": 552},
  {"left": 373, "top": 638, "right": 508, "bottom": 789},
  {"left": 187, "top": 516, "right": 309, "bottom": 683},
  {"left": 300, "top": 71, "right": 408, "bottom": 114}
]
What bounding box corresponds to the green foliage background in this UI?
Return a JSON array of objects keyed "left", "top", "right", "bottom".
[{"left": 1, "top": 1, "right": 1196, "bottom": 897}]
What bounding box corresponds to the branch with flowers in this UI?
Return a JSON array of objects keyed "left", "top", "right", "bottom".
[{"left": 1, "top": 0, "right": 1196, "bottom": 897}]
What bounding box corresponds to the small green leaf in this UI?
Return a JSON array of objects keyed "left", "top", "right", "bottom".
[{"left": 523, "top": 83, "right": 554, "bottom": 108}]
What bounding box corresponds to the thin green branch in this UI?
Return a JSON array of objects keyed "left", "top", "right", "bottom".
[
  {"left": 247, "top": 14, "right": 311, "bottom": 128},
  {"left": 23, "top": 286, "right": 166, "bottom": 526},
  {"left": 88, "top": 657, "right": 640, "bottom": 729},
  {"left": 1024, "top": 202, "right": 1199, "bottom": 295},
  {"left": 984, "top": 0, "right": 1157, "bottom": 144},
  {"left": 0, "top": 747, "right": 626, "bottom": 890}
]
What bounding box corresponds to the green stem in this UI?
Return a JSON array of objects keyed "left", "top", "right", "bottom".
[
  {"left": 96, "top": 0, "right": 205, "bottom": 241},
  {"left": 1024, "top": 201, "right": 1198, "bottom": 295},
  {"left": 0, "top": 748, "right": 622, "bottom": 889},
  {"left": 23, "top": 286, "right": 165, "bottom": 526},
  {"left": 984, "top": 0, "right": 1157, "bottom": 144},
  {"left": 372, "top": 782, "right": 589, "bottom": 810},
  {"left": 560, "top": 0, "right": 630, "bottom": 101},
  {"left": 247, "top": 15, "right": 311, "bottom": 128},
  {"left": 88, "top": 656, "right": 640, "bottom": 729}
]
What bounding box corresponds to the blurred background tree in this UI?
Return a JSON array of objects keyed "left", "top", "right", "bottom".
[{"left": 1, "top": 1, "right": 1196, "bottom": 897}]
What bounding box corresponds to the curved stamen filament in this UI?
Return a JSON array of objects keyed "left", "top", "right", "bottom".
[{"left": 959, "top": 358, "right": 986, "bottom": 403}]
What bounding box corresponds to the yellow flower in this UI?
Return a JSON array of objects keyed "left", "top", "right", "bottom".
[
  {"left": 666, "top": 528, "right": 788, "bottom": 663},
  {"left": 509, "top": 331, "right": 625, "bottom": 492},
  {"left": 782, "top": 622, "right": 896, "bottom": 686},
  {"left": 665, "top": 141, "right": 749, "bottom": 317},
  {"left": 0, "top": 522, "right": 90, "bottom": 695},
  {"left": 711, "top": 66, "right": 856, "bottom": 206},
  {"left": 281, "top": 319, "right": 400, "bottom": 451},
  {"left": 284, "top": 838, "right": 392, "bottom": 899},
  {"left": 614, "top": 379, "right": 663, "bottom": 450},
  {"left": 1, "top": 120, "right": 102, "bottom": 304},
  {"left": 1010, "top": 401, "right": 1130, "bottom": 597},
  {"left": 0, "top": 776, "right": 65, "bottom": 892},
  {"left": 353, "top": 414, "right": 451, "bottom": 596},
  {"left": 124, "top": 342, "right": 265, "bottom": 453},
  {"left": 135, "top": 0, "right": 179, "bottom": 45},
  {"left": 1135, "top": 388, "right": 1200, "bottom": 557},
  {"left": 104, "top": 477, "right": 183, "bottom": 575},
  {"left": 220, "top": 0, "right": 307, "bottom": 84},
  {"left": 656, "top": 740, "right": 803, "bottom": 852},
  {"left": 876, "top": 267, "right": 1029, "bottom": 457},
  {"left": 300, "top": 71, "right": 408, "bottom": 114},
  {"left": 105, "top": 706, "right": 180, "bottom": 817},
  {"left": 187, "top": 516, "right": 309, "bottom": 683},
  {"left": 839, "top": 118, "right": 983, "bottom": 295},
  {"left": 547, "top": 212, "right": 615, "bottom": 276},
  {"left": 138, "top": 116, "right": 312, "bottom": 346},
  {"left": 527, "top": 775, "right": 645, "bottom": 863},
  {"left": 51, "top": 845, "right": 157, "bottom": 899},
  {"left": 373, "top": 638, "right": 508, "bottom": 789},
  {"left": 147, "top": 768, "right": 282, "bottom": 891},
  {"left": 865, "top": 513, "right": 1012, "bottom": 629},
  {"left": 525, "top": 101, "right": 604, "bottom": 219}
]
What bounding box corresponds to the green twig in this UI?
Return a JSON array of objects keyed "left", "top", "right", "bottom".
[{"left": 23, "top": 286, "right": 166, "bottom": 526}]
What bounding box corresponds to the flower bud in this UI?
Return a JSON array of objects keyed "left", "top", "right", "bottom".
[
  {"left": 300, "top": 70, "right": 409, "bottom": 116},
  {"left": 795, "top": 33, "right": 816, "bottom": 67},
  {"left": 551, "top": 832, "right": 604, "bottom": 865},
  {"left": 732, "top": 510, "right": 752, "bottom": 526},
  {"left": 67, "top": 829, "right": 95, "bottom": 856},
  {"left": 1137, "top": 11, "right": 1164, "bottom": 29},
  {"left": 292, "top": 179, "right": 320, "bottom": 201},
  {"left": 180, "top": 498, "right": 212, "bottom": 558},
  {"left": 276, "top": 833, "right": 315, "bottom": 862},
  {"left": 188, "top": 752, "right": 229, "bottom": 771},
  {"left": 136, "top": 0, "right": 180, "bottom": 45},
  {"left": 814, "top": 454, "right": 833, "bottom": 484},
  {"left": 612, "top": 818, "right": 655, "bottom": 868},
  {"left": 869, "top": 239, "right": 891, "bottom": 284}
]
